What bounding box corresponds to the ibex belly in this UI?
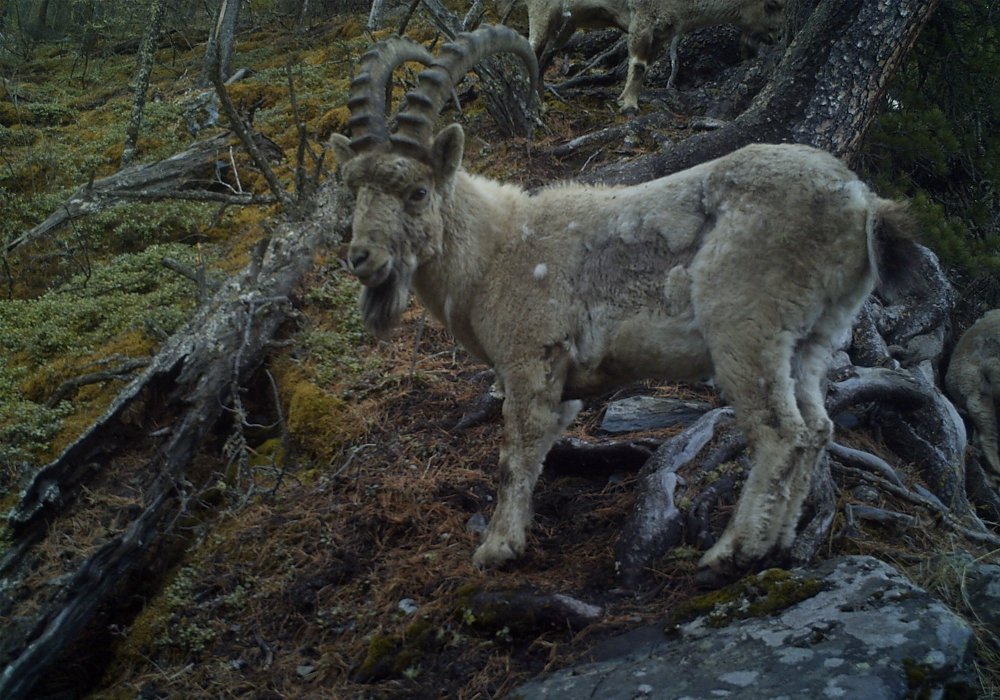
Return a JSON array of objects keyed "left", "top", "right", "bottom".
[{"left": 565, "top": 309, "right": 711, "bottom": 396}]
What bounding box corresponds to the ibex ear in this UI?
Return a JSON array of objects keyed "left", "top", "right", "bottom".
[
  {"left": 330, "top": 134, "right": 355, "bottom": 167},
  {"left": 431, "top": 124, "right": 464, "bottom": 185}
]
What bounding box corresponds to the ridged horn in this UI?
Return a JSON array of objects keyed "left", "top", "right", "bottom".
[
  {"left": 345, "top": 37, "right": 435, "bottom": 153},
  {"left": 390, "top": 24, "right": 540, "bottom": 160}
]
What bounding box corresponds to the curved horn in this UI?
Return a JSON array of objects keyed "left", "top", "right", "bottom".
[
  {"left": 345, "top": 37, "right": 435, "bottom": 153},
  {"left": 390, "top": 24, "right": 539, "bottom": 160}
]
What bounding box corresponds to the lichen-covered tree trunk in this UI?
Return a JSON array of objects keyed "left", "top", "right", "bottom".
[
  {"left": 122, "top": 0, "right": 168, "bottom": 166},
  {"left": 591, "top": 0, "right": 942, "bottom": 185},
  {"left": 201, "top": 0, "right": 242, "bottom": 86},
  {"left": 367, "top": 0, "right": 387, "bottom": 31}
]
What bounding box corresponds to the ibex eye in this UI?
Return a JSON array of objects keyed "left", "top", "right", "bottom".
[{"left": 410, "top": 187, "right": 428, "bottom": 202}]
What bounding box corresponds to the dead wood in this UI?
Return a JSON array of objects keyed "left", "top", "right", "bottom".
[
  {"left": 825, "top": 365, "right": 929, "bottom": 418},
  {"left": 5, "top": 131, "right": 276, "bottom": 254},
  {"left": 549, "top": 111, "right": 676, "bottom": 160},
  {"left": 0, "top": 178, "right": 353, "bottom": 700},
  {"left": 614, "top": 408, "right": 747, "bottom": 588},
  {"left": 831, "top": 462, "right": 1000, "bottom": 549},
  {"left": 844, "top": 503, "right": 917, "bottom": 532},
  {"left": 451, "top": 386, "right": 503, "bottom": 432},
  {"left": 828, "top": 442, "right": 903, "bottom": 487},
  {"left": 44, "top": 357, "right": 150, "bottom": 408},
  {"left": 614, "top": 359, "right": 966, "bottom": 589},
  {"left": 465, "top": 587, "right": 603, "bottom": 636}
]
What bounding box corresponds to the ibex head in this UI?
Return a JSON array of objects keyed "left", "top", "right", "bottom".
[{"left": 330, "top": 25, "right": 539, "bottom": 337}]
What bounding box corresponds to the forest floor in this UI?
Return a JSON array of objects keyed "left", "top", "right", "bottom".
[{"left": 1, "top": 6, "right": 997, "bottom": 700}]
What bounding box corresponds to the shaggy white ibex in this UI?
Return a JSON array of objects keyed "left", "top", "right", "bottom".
[
  {"left": 946, "top": 309, "right": 1000, "bottom": 488},
  {"left": 526, "top": 0, "right": 786, "bottom": 112},
  {"left": 330, "top": 26, "right": 920, "bottom": 582}
]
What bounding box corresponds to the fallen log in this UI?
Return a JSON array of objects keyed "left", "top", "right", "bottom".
[
  {"left": 5, "top": 130, "right": 277, "bottom": 254},
  {"left": 0, "top": 177, "right": 352, "bottom": 700}
]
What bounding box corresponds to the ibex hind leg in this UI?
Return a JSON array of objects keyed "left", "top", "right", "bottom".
[
  {"left": 967, "top": 382, "right": 1000, "bottom": 484},
  {"left": 697, "top": 328, "right": 823, "bottom": 581},
  {"left": 778, "top": 326, "right": 840, "bottom": 549},
  {"left": 473, "top": 359, "right": 581, "bottom": 568}
]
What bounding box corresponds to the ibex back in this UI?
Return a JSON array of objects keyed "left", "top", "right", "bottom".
[{"left": 330, "top": 26, "right": 920, "bottom": 583}]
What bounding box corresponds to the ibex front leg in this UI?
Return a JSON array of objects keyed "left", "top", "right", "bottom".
[{"left": 473, "top": 358, "right": 581, "bottom": 568}]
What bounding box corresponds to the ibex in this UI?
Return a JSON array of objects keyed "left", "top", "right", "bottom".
[
  {"left": 946, "top": 309, "right": 1000, "bottom": 488},
  {"left": 526, "top": 0, "right": 786, "bottom": 112},
  {"left": 330, "top": 26, "right": 920, "bottom": 582}
]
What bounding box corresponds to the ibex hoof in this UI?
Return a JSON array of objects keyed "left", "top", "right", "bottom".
[
  {"left": 472, "top": 537, "right": 521, "bottom": 569},
  {"left": 697, "top": 537, "right": 751, "bottom": 587},
  {"left": 618, "top": 104, "right": 639, "bottom": 117}
]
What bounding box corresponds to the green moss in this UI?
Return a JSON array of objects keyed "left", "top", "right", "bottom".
[
  {"left": 298, "top": 271, "right": 382, "bottom": 387},
  {"left": 249, "top": 437, "right": 286, "bottom": 468},
  {"left": 355, "top": 633, "right": 402, "bottom": 681},
  {"left": 0, "top": 242, "right": 198, "bottom": 359},
  {"left": 667, "top": 568, "right": 823, "bottom": 631},
  {"left": 286, "top": 381, "right": 365, "bottom": 460},
  {"left": 903, "top": 657, "right": 978, "bottom": 700},
  {"left": 354, "top": 616, "right": 451, "bottom": 682},
  {"left": 0, "top": 243, "right": 206, "bottom": 467}
]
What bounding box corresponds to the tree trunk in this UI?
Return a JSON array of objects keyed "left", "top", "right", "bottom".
[
  {"left": 367, "top": 0, "right": 387, "bottom": 31},
  {"left": 588, "top": 0, "right": 942, "bottom": 186},
  {"left": 201, "top": 0, "right": 242, "bottom": 86},
  {"left": 296, "top": 0, "right": 310, "bottom": 33},
  {"left": 122, "top": 0, "right": 168, "bottom": 167},
  {"left": 31, "top": 0, "right": 50, "bottom": 32}
]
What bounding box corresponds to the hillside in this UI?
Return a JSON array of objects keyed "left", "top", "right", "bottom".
[{"left": 1, "top": 2, "right": 998, "bottom": 698}]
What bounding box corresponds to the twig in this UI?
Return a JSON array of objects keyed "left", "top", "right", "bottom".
[
  {"left": 330, "top": 443, "right": 376, "bottom": 480},
  {"left": 160, "top": 256, "right": 221, "bottom": 294},
  {"left": 228, "top": 145, "right": 243, "bottom": 193},
  {"left": 45, "top": 358, "right": 151, "bottom": 408},
  {"left": 114, "top": 189, "right": 276, "bottom": 204},
  {"left": 409, "top": 310, "right": 428, "bottom": 378},
  {"left": 845, "top": 503, "right": 917, "bottom": 530},
  {"left": 207, "top": 23, "right": 293, "bottom": 210},
  {"left": 828, "top": 442, "right": 903, "bottom": 487},
  {"left": 461, "top": 0, "right": 486, "bottom": 31},
  {"left": 831, "top": 462, "right": 1000, "bottom": 548},
  {"left": 265, "top": 369, "right": 292, "bottom": 496},
  {"left": 286, "top": 60, "right": 317, "bottom": 203},
  {"left": 397, "top": 0, "right": 422, "bottom": 36}
]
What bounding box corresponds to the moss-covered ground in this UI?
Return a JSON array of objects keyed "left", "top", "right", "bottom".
[{"left": 1, "top": 5, "right": 997, "bottom": 699}]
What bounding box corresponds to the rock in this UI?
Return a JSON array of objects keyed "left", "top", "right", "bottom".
[
  {"left": 962, "top": 560, "right": 1000, "bottom": 640},
  {"left": 507, "top": 556, "right": 975, "bottom": 699},
  {"left": 929, "top": 552, "right": 1000, "bottom": 647},
  {"left": 600, "top": 396, "right": 712, "bottom": 434},
  {"left": 466, "top": 513, "right": 488, "bottom": 535}
]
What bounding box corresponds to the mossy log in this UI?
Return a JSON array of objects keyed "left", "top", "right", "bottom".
[
  {"left": 5, "top": 130, "right": 278, "bottom": 254},
  {"left": 0, "top": 178, "right": 352, "bottom": 700}
]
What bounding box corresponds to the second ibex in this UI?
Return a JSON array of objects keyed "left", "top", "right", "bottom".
[
  {"left": 526, "top": 0, "right": 786, "bottom": 112},
  {"left": 330, "top": 26, "right": 922, "bottom": 583}
]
